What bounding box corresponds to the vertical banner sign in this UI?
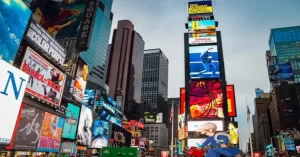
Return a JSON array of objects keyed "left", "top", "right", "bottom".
[
  {"left": 0, "top": 59, "right": 29, "bottom": 145},
  {"left": 74, "top": 58, "right": 88, "bottom": 103},
  {"left": 37, "top": 112, "right": 64, "bottom": 152},
  {"left": 180, "top": 88, "right": 185, "bottom": 114},
  {"left": 76, "top": 0, "right": 99, "bottom": 51},
  {"left": 226, "top": 85, "right": 237, "bottom": 117}
]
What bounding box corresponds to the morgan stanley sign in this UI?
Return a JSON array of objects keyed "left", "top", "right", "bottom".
[{"left": 0, "top": 59, "right": 29, "bottom": 145}]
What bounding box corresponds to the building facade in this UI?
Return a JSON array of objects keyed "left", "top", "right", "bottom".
[{"left": 143, "top": 124, "right": 169, "bottom": 155}]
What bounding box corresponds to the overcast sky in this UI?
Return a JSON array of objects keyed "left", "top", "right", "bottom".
[{"left": 110, "top": 0, "right": 300, "bottom": 151}]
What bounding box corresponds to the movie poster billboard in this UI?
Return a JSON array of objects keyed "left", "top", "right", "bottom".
[
  {"left": 188, "top": 1, "right": 213, "bottom": 15},
  {"left": 180, "top": 88, "right": 186, "bottom": 114},
  {"left": 13, "top": 104, "right": 45, "bottom": 150},
  {"left": 91, "top": 120, "right": 110, "bottom": 148},
  {"left": 77, "top": 105, "right": 93, "bottom": 146},
  {"left": 0, "top": 60, "right": 29, "bottom": 145},
  {"left": 268, "top": 63, "right": 294, "bottom": 82},
  {"left": 37, "top": 112, "right": 64, "bottom": 152},
  {"left": 21, "top": 47, "right": 66, "bottom": 106},
  {"left": 189, "top": 45, "right": 220, "bottom": 79},
  {"left": 74, "top": 58, "right": 88, "bottom": 103},
  {"left": 62, "top": 103, "right": 80, "bottom": 140},
  {"left": 0, "top": 0, "right": 31, "bottom": 63},
  {"left": 189, "top": 80, "right": 224, "bottom": 119},
  {"left": 226, "top": 85, "right": 237, "bottom": 117}
]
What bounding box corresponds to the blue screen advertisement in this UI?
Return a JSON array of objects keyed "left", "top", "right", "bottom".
[
  {"left": 91, "top": 120, "right": 110, "bottom": 148},
  {"left": 0, "top": 0, "right": 31, "bottom": 63},
  {"left": 83, "top": 89, "right": 96, "bottom": 110},
  {"left": 284, "top": 137, "right": 296, "bottom": 151},
  {"left": 189, "top": 45, "right": 220, "bottom": 79},
  {"left": 268, "top": 63, "right": 294, "bottom": 82},
  {"left": 62, "top": 103, "right": 80, "bottom": 140}
]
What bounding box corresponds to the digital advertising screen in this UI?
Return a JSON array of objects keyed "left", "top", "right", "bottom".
[
  {"left": 188, "top": 1, "right": 213, "bottom": 15},
  {"left": 0, "top": 59, "right": 29, "bottom": 145},
  {"left": 21, "top": 47, "right": 66, "bottom": 106},
  {"left": 268, "top": 63, "right": 294, "bottom": 82},
  {"left": 91, "top": 120, "right": 110, "bottom": 148},
  {"left": 0, "top": 0, "right": 31, "bottom": 63},
  {"left": 62, "top": 103, "right": 80, "bottom": 140},
  {"left": 187, "top": 139, "right": 206, "bottom": 148},
  {"left": 187, "top": 120, "right": 224, "bottom": 132},
  {"left": 189, "top": 32, "right": 217, "bottom": 44},
  {"left": 37, "top": 112, "right": 64, "bottom": 152},
  {"left": 74, "top": 58, "right": 88, "bottom": 103},
  {"left": 82, "top": 89, "right": 96, "bottom": 110},
  {"left": 189, "top": 80, "right": 224, "bottom": 119},
  {"left": 284, "top": 137, "right": 296, "bottom": 151},
  {"left": 180, "top": 88, "right": 185, "bottom": 114},
  {"left": 178, "top": 114, "right": 187, "bottom": 140},
  {"left": 228, "top": 122, "right": 239, "bottom": 145},
  {"left": 12, "top": 104, "right": 45, "bottom": 150},
  {"left": 189, "top": 45, "right": 220, "bottom": 79},
  {"left": 188, "top": 20, "right": 216, "bottom": 34},
  {"left": 77, "top": 105, "right": 93, "bottom": 146},
  {"left": 226, "top": 85, "right": 237, "bottom": 117},
  {"left": 144, "top": 112, "right": 163, "bottom": 123}
]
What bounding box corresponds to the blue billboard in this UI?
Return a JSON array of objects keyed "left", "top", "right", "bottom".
[
  {"left": 0, "top": 0, "right": 31, "bottom": 63},
  {"left": 284, "top": 137, "right": 296, "bottom": 151},
  {"left": 83, "top": 89, "right": 96, "bottom": 110},
  {"left": 268, "top": 63, "right": 294, "bottom": 82},
  {"left": 62, "top": 103, "right": 80, "bottom": 140},
  {"left": 91, "top": 120, "right": 110, "bottom": 148},
  {"left": 189, "top": 45, "right": 220, "bottom": 79}
]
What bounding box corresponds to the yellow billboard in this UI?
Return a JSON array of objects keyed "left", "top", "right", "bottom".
[{"left": 188, "top": 1, "right": 213, "bottom": 15}]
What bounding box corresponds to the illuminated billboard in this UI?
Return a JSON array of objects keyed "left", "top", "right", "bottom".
[
  {"left": 74, "top": 58, "right": 88, "bottom": 103},
  {"left": 187, "top": 120, "right": 224, "bottom": 132},
  {"left": 226, "top": 85, "right": 237, "bottom": 117},
  {"left": 189, "top": 45, "right": 220, "bottom": 79},
  {"left": 62, "top": 103, "right": 80, "bottom": 140},
  {"left": 187, "top": 138, "right": 206, "bottom": 148},
  {"left": 228, "top": 122, "right": 239, "bottom": 145},
  {"left": 180, "top": 88, "right": 186, "bottom": 114},
  {"left": 0, "top": 0, "right": 31, "bottom": 63},
  {"left": 189, "top": 80, "right": 224, "bottom": 119},
  {"left": 188, "top": 1, "right": 213, "bottom": 15},
  {"left": 144, "top": 112, "right": 163, "bottom": 123},
  {"left": 178, "top": 114, "right": 187, "bottom": 140},
  {"left": 189, "top": 32, "right": 217, "bottom": 44},
  {"left": 77, "top": 105, "right": 93, "bottom": 146},
  {"left": 188, "top": 20, "right": 216, "bottom": 34},
  {"left": 268, "top": 63, "right": 294, "bottom": 82},
  {"left": 91, "top": 120, "right": 110, "bottom": 148}
]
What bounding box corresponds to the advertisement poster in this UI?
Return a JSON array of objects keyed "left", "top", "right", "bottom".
[
  {"left": 144, "top": 112, "right": 163, "bottom": 123},
  {"left": 188, "top": 1, "right": 213, "bottom": 14},
  {"left": 180, "top": 88, "right": 185, "bottom": 114},
  {"left": 284, "top": 137, "right": 296, "bottom": 151},
  {"left": 161, "top": 151, "right": 169, "bottom": 157},
  {"left": 189, "top": 45, "right": 220, "bottom": 79},
  {"left": 37, "top": 112, "right": 64, "bottom": 152},
  {"left": 0, "top": 59, "right": 29, "bottom": 145},
  {"left": 187, "top": 120, "right": 224, "bottom": 132},
  {"left": 33, "top": 0, "right": 86, "bottom": 39},
  {"left": 187, "top": 139, "right": 206, "bottom": 148},
  {"left": 82, "top": 89, "right": 96, "bottom": 110},
  {"left": 188, "top": 20, "right": 216, "bottom": 34},
  {"left": 77, "top": 105, "right": 93, "bottom": 146},
  {"left": 0, "top": 0, "right": 31, "bottom": 63},
  {"left": 178, "top": 114, "right": 186, "bottom": 140},
  {"left": 268, "top": 63, "right": 294, "bottom": 82},
  {"left": 228, "top": 122, "right": 239, "bottom": 145},
  {"left": 91, "top": 120, "right": 110, "bottom": 148},
  {"left": 74, "top": 58, "right": 88, "bottom": 103},
  {"left": 189, "top": 80, "right": 224, "bottom": 119},
  {"left": 226, "top": 85, "right": 237, "bottom": 117},
  {"left": 62, "top": 103, "right": 80, "bottom": 140},
  {"left": 189, "top": 34, "right": 217, "bottom": 44},
  {"left": 21, "top": 47, "right": 66, "bottom": 106},
  {"left": 13, "top": 104, "right": 45, "bottom": 150}
]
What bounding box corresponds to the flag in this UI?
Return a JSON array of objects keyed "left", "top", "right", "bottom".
[{"left": 247, "top": 104, "right": 251, "bottom": 123}]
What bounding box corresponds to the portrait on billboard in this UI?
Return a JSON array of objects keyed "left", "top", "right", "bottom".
[
  {"left": 188, "top": 1, "right": 213, "bottom": 14},
  {"left": 74, "top": 58, "right": 88, "bottom": 103},
  {"left": 91, "top": 120, "right": 110, "bottom": 148},
  {"left": 226, "top": 85, "right": 237, "bottom": 117},
  {"left": 77, "top": 105, "right": 93, "bottom": 146},
  {"left": 62, "top": 103, "right": 80, "bottom": 140},
  {"left": 189, "top": 80, "right": 224, "bottom": 119},
  {"left": 37, "top": 112, "right": 64, "bottom": 152},
  {"left": 13, "top": 104, "right": 45, "bottom": 151},
  {"left": 268, "top": 63, "right": 294, "bottom": 82},
  {"left": 0, "top": 0, "right": 31, "bottom": 63},
  {"left": 21, "top": 47, "right": 66, "bottom": 106},
  {"left": 189, "top": 45, "right": 220, "bottom": 79},
  {"left": 33, "top": 0, "right": 86, "bottom": 39}
]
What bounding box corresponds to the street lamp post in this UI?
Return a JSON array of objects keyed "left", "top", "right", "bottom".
[{"left": 171, "top": 100, "right": 174, "bottom": 157}]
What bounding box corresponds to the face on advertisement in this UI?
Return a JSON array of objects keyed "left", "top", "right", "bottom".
[{"left": 77, "top": 106, "right": 92, "bottom": 146}]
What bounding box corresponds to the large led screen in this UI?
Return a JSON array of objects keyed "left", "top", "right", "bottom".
[
  {"left": 187, "top": 139, "right": 206, "bottom": 148},
  {"left": 178, "top": 114, "right": 187, "bottom": 140},
  {"left": 187, "top": 120, "right": 224, "bottom": 132},
  {"left": 180, "top": 88, "right": 185, "bottom": 114},
  {"left": 0, "top": 0, "right": 31, "bottom": 63},
  {"left": 21, "top": 47, "right": 66, "bottom": 106},
  {"left": 91, "top": 120, "right": 110, "bottom": 148},
  {"left": 189, "top": 80, "right": 224, "bottom": 119},
  {"left": 189, "top": 33, "right": 217, "bottom": 44},
  {"left": 62, "top": 103, "right": 80, "bottom": 140},
  {"left": 188, "top": 20, "right": 216, "bottom": 34},
  {"left": 82, "top": 89, "right": 96, "bottom": 110},
  {"left": 77, "top": 105, "right": 93, "bottom": 146},
  {"left": 74, "top": 58, "right": 88, "bottom": 103},
  {"left": 268, "top": 63, "right": 294, "bottom": 82},
  {"left": 189, "top": 45, "right": 220, "bottom": 79},
  {"left": 226, "top": 85, "right": 237, "bottom": 117},
  {"left": 188, "top": 1, "right": 213, "bottom": 15},
  {"left": 228, "top": 122, "right": 239, "bottom": 145}
]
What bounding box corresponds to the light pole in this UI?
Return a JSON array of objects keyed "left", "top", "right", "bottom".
[{"left": 171, "top": 100, "right": 174, "bottom": 157}]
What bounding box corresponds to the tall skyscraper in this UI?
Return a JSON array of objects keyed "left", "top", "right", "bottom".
[
  {"left": 142, "top": 49, "right": 169, "bottom": 118},
  {"left": 106, "top": 20, "right": 145, "bottom": 119}
]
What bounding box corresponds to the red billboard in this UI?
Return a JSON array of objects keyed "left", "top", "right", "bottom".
[
  {"left": 226, "top": 85, "right": 237, "bottom": 117},
  {"left": 180, "top": 88, "right": 185, "bottom": 114},
  {"left": 189, "top": 80, "right": 224, "bottom": 119}
]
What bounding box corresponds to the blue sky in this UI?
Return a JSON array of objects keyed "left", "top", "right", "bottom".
[{"left": 110, "top": 0, "right": 300, "bottom": 151}]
